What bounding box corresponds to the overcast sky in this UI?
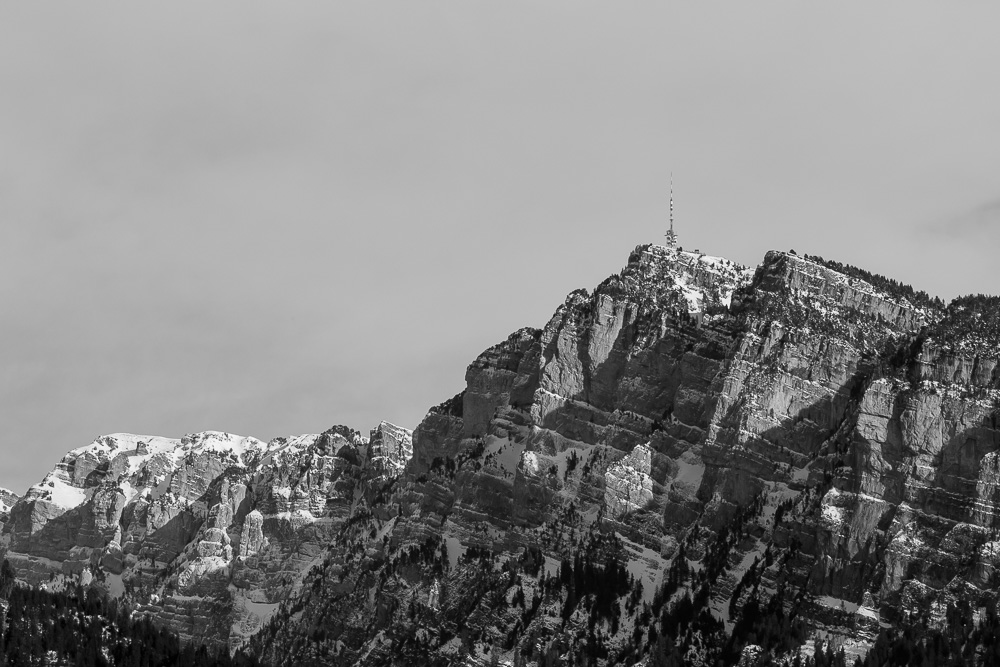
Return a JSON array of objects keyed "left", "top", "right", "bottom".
[{"left": 2, "top": 2, "right": 998, "bottom": 492}]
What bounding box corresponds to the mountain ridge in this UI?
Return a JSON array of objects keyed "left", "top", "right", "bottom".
[{"left": 3, "top": 244, "right": 1000, "bottom": 666}]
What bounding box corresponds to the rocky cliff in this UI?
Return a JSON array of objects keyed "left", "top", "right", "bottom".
[
  {"left": 0, "top": 487, "right": 18, "bottom": 541},
  {"left": 245, "top": 246, "right": 997, "bottom": 666},
  {"left": 1, "top": 423, "right": 412, "bottom": 652},
  {"left": 5, "top": 245, "right": 999, "bottom": 666}
]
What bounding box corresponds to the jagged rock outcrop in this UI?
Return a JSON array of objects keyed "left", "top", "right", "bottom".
[
  {"left": 1, "top": 422, "right": 412, "bottom": 652},
  {"left": 0, "top": 489, "right": 17, "bottom": 515},
  {"left": 0, "top": 488, "right": 19, "bottom": 550}
]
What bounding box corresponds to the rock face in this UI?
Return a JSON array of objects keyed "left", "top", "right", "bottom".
[
  {"left": 0, "top": 488, "right": 19, "bottom": 545},
  {"left": 245, "top": 246, "right": 998, "bottom": 665},
  {"left": 0, "top": 489, "right": 17, "bottom": 514},
  {"left": 5, "top": 245, "right": 1000, "bottom": 665},
  {"left": 1, "top": 423, "right": 412, "bottom": 652}
]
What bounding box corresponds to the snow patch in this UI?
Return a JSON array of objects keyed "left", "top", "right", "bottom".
[
  {"left": 483, "top": 436, "right": 524, "bottom": 478},
  {"left": 521, "top": 450, "right": 540, "bottom": 475},
  {"left": 543, "top": 555, "right": 561, "bottom": 578},
  {"left": 820, "top": 487, "right": 847, "bottom": 526},
  {"left": 791, "top": 462, "right": 812, "bottom": 483},
  {"left": 272, "top": 509, "right": 317, "bottom": 524},
  {"left": 616, "top": 532, "right": 665, "bottom": 603},
  {"left": 37, "top": 475, "right": 89, "bottom": 510},
  {"left": 444, "top": 535, "right": 466, "bottom": 571},
  {"left": 105, "top": 573, "right": 125, "bottom": 598},
  {"left": 671, "top": 454, "right": 705, "bottom": 494},
  {"left": 817, "top": 595, "right": 859, "bottom": 613}
]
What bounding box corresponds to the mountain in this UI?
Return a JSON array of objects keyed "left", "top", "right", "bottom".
[
  {"left": 1, "top": 423, "right": 412, "bottom": 653},
  {"left": 3, "top": 244, "right": 1000, "bottom": 666}
]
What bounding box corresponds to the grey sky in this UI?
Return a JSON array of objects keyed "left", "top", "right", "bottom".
[{"left": 2, "top": 2, "right": 999, "bottom": 492}]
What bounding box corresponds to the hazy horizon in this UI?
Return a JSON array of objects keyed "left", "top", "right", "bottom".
[{"left": 3, "top": 2, "right": 999, "bottom": 493}]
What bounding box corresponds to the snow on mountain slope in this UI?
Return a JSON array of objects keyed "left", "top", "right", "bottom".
[
  {"left": 0, "top": 489, "right": 16, "bottom": 515},
  {"left": 3, "top": 423, "right": 412, "bottom": 652}
]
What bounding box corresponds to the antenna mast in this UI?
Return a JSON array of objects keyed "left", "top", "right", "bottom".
[{"left": 665, "top": 173, "right": 677, "bottom": 249}]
